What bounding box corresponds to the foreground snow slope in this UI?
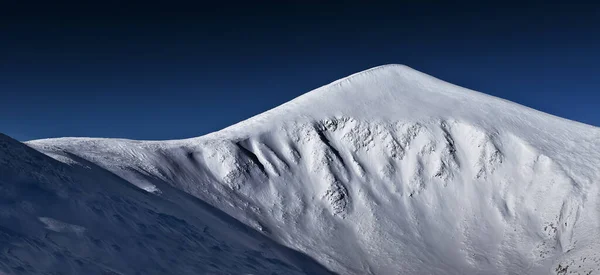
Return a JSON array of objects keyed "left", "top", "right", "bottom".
[{"left": 27, "top": 65, "right": 600, "bottom": 274}]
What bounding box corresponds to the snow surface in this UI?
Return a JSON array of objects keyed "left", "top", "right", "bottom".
[
  {"left": 0, "top": 134, "right": 331, "bottom": 274},
  {"left": 8, "top": 64, "right": 600, "bottom": 274}
]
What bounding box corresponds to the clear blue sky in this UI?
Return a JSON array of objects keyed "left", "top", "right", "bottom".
[{"left": 2, "top": 2, "right": 599, "bottom": 141}]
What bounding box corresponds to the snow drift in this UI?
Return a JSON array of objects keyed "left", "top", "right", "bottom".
[{"left": 4, "top": 65, "right": 600, "bottom": 274}]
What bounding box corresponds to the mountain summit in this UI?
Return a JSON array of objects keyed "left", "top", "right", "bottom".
[{"left": 7, "top": 65, "right": 600, "bottom": 274}]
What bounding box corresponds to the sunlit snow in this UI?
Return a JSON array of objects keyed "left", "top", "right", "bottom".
[{"left": 3, "top": 65, "right": 600, "bottom": 274}]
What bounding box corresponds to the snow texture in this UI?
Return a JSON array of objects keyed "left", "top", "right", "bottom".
[
  {"left": 4, "top": 64, "right": 600, "bottom": 274},
  {"left": 0, "top": 134, "right": 331, "bottom": 274}
]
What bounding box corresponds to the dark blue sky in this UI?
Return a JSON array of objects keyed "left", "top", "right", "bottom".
[{"left": 2, "top": 1, "right": 599, "bottom": 141}]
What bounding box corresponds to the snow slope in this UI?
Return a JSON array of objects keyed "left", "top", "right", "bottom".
[
  {"left": 22, "top": 64, "right": 600, "bottom": 274},
  {"left": 0, "top": 133, "right": 332, "bottom": 274}
]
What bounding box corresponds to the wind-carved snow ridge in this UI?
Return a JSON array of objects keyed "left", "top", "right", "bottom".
[{"left": 22, "top": 64, "right": 600, "bottom": 274}]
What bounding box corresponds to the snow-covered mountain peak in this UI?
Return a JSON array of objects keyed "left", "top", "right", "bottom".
[
  {"left": 20, "top": 66, "right": 600, "bottom": 274},
  {"left": 212, "top": 64, "right": 462, "bottom": 137},
  {"left": 195, "top": 64, "right": 599, "bottom": 183},
  {"left": 209, "top": 64, "right": 597, "bottom": 144}
]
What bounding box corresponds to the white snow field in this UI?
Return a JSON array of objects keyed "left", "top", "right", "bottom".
[{"left": 3, "top": 64, "right": 600, "bottom": 274}]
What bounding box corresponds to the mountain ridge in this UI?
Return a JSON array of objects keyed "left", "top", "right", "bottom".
[
  {"left": 18, "top": 65, "right": 600, "bottom": 274},
  {"left": 207, "top": 64, "right": 600, "bottom": 140},
  {"left": 29, "top": 64, "right": 600, "bottom": 144}
]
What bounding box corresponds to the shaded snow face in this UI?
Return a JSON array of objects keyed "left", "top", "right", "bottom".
[{"left": 21, "top": 65, "right": 600, "bottom": 274}]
